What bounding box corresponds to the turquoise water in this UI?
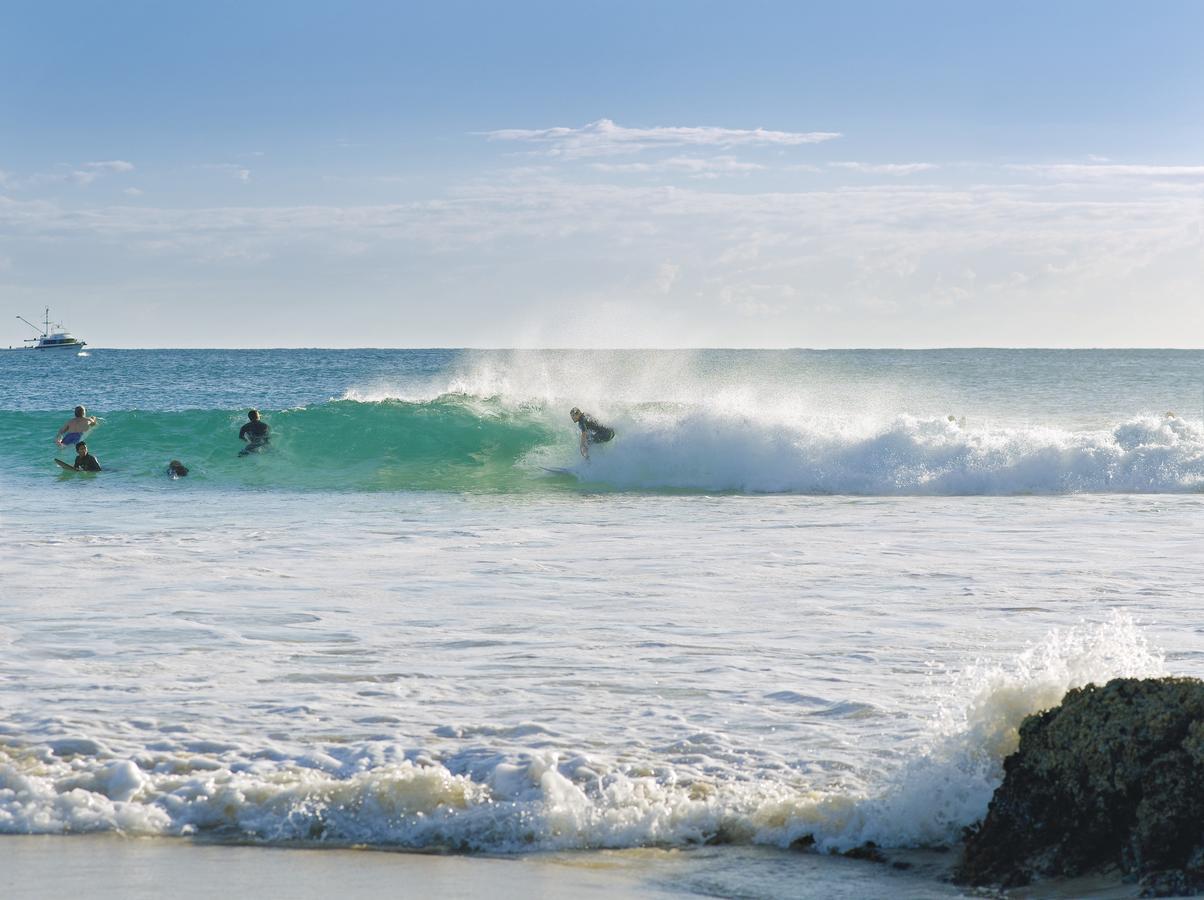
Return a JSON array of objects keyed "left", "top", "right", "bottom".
[{"left": 3, "top": 349, "right": 1204, "bottom": 493}]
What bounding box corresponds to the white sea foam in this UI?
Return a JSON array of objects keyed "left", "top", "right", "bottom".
[
  {"left": 552, "top": 411, "right": 1204, "bottom": 494},
  {"left": 0, "top": 615, "right": 1165, "bottom": 851},
  {"left": 819, "top": 611, "right": 1166, "bottom": 850},
  {"left": 341, "top": 350, "right": 1204, "bottom": 495}
]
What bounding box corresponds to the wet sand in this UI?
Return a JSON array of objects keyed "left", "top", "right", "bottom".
[{"left": 0, "top": 835, "right": 683, "bottom": 899}]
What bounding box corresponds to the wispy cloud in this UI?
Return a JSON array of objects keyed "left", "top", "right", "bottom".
[
  {"left": 484, "top": 118, "right": 841, "bottom": 158},
  {"left": 1009, "top": 163, "right": 1204, "bottom": 179},
  {"left": 829, "top": 161, "right": 938, "bottom": 175},
  {"left": 202, "top": 164, "right": 253, "bottom": 183},
  {"left": 84, "top": 160, "right": 135, "bottom": 174},
  {"left": 69, "top": 160, "right": 136, "bottom": 185},
  {"left": 0, "top": 160, "right": 136, "bottom": 189},
  {"left": 4, "top": 166, "right": 1201, "bottom": 345},
  {"left": 591, "top": 155, "right": 763, "bottom": 179}
]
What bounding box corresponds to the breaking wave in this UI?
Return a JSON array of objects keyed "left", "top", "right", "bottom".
[
  {"left": 0, "top": 614, "right": 1164, "bottom": 851},
  {"left": 3, "top": 397, "right": 1203, "bottom": 494}
]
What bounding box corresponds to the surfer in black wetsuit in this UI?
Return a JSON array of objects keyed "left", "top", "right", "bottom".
[
  {"left": 570, "top": 407, "right": 614, "bottom": 459},
  {"left": 238, "top": 409, "right": 270, "bottom": 456},
  {"left": 72, "top": 442, "right": 102, "bottom": 472}
]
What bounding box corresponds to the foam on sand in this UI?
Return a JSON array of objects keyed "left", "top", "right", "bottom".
[{"left": 0, "top": 615, "right": 1165, "bottom": 852}]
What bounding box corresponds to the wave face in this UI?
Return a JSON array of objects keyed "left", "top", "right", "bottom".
[
  {"left": 0, "top": 615, "right": 1164, "bottom": 851},
  {"left": 4, "top": 398, "right": 1204, "bottom": 494}
]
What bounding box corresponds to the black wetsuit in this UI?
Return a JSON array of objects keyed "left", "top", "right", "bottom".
[
  {"left": 239, "top": 420, "right": 270, "bottom": 454},
  {"left": 577, "top": 414, "right": 615, "bottom": 444},
  {"left": 73, "top": 453, "right": 101, "bottom": 472}
]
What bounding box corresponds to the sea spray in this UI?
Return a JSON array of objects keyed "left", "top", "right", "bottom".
[{"left": 821, "top": 611, "right": 1167, "bottom": 851}]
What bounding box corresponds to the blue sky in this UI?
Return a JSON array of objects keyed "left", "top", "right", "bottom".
[{"left": 3, "top": 1, "right": 1204, "bottom": 347}]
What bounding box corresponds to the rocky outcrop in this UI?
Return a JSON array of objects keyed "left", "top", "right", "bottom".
[{"left": 955, "top": 677, "right": 1204, "bottom": 896}]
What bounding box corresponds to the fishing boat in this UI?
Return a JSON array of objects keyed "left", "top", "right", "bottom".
[{"left": 15, "top": 309, "right": 87, "bottom": 350}]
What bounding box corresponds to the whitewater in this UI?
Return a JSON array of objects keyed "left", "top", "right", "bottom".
[{"left": 3, "top": 348, "right": 1204, "bottom": 897}]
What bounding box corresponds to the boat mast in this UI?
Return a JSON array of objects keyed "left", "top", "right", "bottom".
[{"left": 15, "top": 313, "right": 47, "bottom": 338}]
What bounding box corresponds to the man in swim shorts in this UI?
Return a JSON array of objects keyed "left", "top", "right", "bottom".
[
  {"left": 570, "top": 407, "right": 615, "bottom": 459},
  {"left": 71, "top": 442, "right": 102, "bottom": 472},
  {"left": 238, "top": 409, "right": 271, "bottom": 455},
  {"left": 56, "top": 405, "right": 97, "bottom": 446}
]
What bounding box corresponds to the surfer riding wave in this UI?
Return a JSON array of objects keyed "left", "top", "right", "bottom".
[{"left": 570, "top": 407, "right": 614, "bottom": 460}]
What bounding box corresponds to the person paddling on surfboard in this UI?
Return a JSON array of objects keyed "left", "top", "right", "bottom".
[
  {"left": 55, "top": 405, "right": 97, "bottom": 447},
  {"left": 570, "top": 407, "right": 614, "bottom": 460},
  {"left": 238, "top": 409, "right": 270, "bottom": 456}
]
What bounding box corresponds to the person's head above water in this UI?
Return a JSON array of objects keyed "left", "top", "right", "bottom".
[
  {"left": 74, "top": 405, "right": 85, "bottom": 417},
  {"left": 570, "top": 407, "right": 582, "bottom": 422},
  {"left": 168, "top": 460, "right": 189, "bottom": 477},
  {"left": 75, "top": 442, "right": 88, "bottom": 456},
  {"left": 248, "top": 409, "right": 260, "bottom": 421}
]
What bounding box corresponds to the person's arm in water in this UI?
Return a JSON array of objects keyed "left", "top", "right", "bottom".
[
  {"left": 578, "top": 424, "right": 590, "bottom": 459},
  {"left": 238, "top": 422, "right": 250, "bottom": 442}
]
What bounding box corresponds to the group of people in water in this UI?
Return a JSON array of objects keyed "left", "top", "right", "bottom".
[
  {"left": 53, "top": 405, "right": 613, "bottom": 474},
  {"left": 54, "top": 406, "right": 272, "bottom": 475}
]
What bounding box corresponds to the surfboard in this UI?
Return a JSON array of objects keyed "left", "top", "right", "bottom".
[
  {"left": 54, "top": 458, "right": 76, "bottom": 471},
  {"left": 539, "top": 466, "right": 576, "bottom": 476}
]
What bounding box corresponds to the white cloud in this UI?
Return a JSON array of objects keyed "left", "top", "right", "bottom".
[
  {"left": 202, "top": 164, "right": 253, "bottom": 183},
  {"left": 3, "top": 165, "right": 1202, "bottom": 346},
  {"left": 654, "top": 262, "right": 680, "bottom": 293},
  {"left": 2, "top": 160, "right": 135, "bottom": 189},
  {"left": 123, "top": 187, "right": 144, "bottom": 197},
  {"left": 591, "top": 155, "right": 763, "bottom": 179},
  {"left": 484, "top": 118, "right": 841, "bottom": 158},
  {"left": 84, "top": 160, "right": 135, "bottom": 173},
  {"left": 829, "top": 161, "right": 938, "bottom": 175},
  {"left": 1009, "top": 163, "right": 1204, "bottom": 179}
]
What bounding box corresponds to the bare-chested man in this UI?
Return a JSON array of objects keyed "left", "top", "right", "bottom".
[{"left": 56, "top": 405, "right": 97, "bottom": 447}]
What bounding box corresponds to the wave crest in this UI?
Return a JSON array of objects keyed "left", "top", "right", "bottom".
[{"left": 4, "top": 399, "right": 1203, "bottom": 494}]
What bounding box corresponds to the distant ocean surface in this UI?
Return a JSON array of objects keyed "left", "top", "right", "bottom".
[{"left": 3, "top": 348, "right": 1203, "bottom": 897}]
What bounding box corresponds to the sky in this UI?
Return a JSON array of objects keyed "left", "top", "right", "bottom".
[{"left": 2, "top": 0, "right": 1204, "bottom": 348}]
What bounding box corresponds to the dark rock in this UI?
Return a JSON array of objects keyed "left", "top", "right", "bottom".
[
  {"left": 841, "top": 841, "right": 886, "bottom": 863},
  {"left": 955, "top": 677, "right": 1204, "bottom": 894}
]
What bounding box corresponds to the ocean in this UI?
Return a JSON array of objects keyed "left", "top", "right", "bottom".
[{"left": 2, "top": 348, "right": 1202, "bottom": 897}]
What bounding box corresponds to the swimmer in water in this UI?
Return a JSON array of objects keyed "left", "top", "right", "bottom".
[
  {"left": 70, "top": 441, "right": 102, "bottom": 472},
  {"left": 56, "top": 405, "right": 97, "bottom": 447},
  {"left": 569, "top": 407, "right": 615, "bottom": 460},
  {"left": 167, "top": 460, "right": 189, "bottom": 478},
  {"left": 238, "top": 409, "right": 270, "bottom": 456}
]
